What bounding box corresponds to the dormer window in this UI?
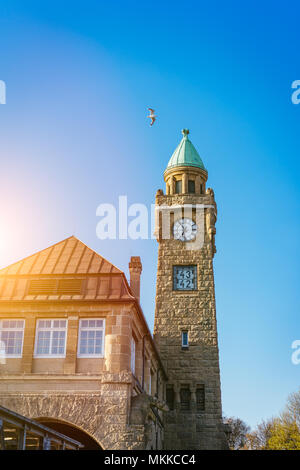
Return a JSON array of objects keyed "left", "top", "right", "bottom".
[
  {"left": 28, "top": 279, "right": 82, "bottom": 295},
  {"left": 175, "top": 180, "right": 182, "bottom": 194}
]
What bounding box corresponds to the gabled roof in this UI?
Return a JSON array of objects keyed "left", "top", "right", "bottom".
[
  {"left": 0, "top": 236, "right": 122, "bottom": 276},
  {"left": 165, "top": 129, "right": 206, "bottom": 173},
  {"left": 0, "top": 236, "right": 167, "bottom": 377},
  {"left": 0, "top": 236, "right": 134, "bottom": 301}
]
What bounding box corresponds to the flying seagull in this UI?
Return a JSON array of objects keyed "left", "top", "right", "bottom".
[{"left": 147, "top": 108, "right": 156, "bottom": 126}]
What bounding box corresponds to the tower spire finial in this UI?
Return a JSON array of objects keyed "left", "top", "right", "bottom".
[{"left": 182, "top": 128, "right": 189, "bottom": 137}]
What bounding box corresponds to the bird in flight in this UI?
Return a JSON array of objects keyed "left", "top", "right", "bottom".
[{"left": 147, "top": 108, "right": 156, "bottom": 126}]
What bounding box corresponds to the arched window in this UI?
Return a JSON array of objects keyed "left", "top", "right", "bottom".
[
  {"left": 175, "top": 180, "right": 182, "bottom": 194},
  {"left": 188, "top": 180, "right": 195, "bottom": 193}
]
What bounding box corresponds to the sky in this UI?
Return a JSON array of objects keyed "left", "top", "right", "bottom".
[{"left": 0, "top": 0, "right": 299, "bottom": 429}]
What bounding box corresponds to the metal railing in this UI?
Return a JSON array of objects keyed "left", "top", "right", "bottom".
[{"left": 0, "top": 405, "right": 83, "bottom": 450}]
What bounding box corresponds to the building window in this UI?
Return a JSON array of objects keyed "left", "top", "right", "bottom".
[
  {"left": 166, "top": 385, "right": 175, "bottom": 410},
  {"left": 196, "top": 385, "right": 205, "bottom": 411},
  {"left": 34, "top": 319, "right": 67, "bottom": 357},
  {"left": 77, "top": 319, "right": 105, "bottom": 357},
  {"left": 175, "top": 180, "right": 182, "bottom": 194},
  {"left": 182, "top": 331, "right": 189, "bottom": 348},
  {"left": 150, "top": 370, "right": 154, "bottom": 395},
  {"left": 180, "top": 386, "right": 191, "bottom": 411},
  {"left": 200, "top": 184, "right": 203, "bottom": 194},
  {"left": 0, "top": 320, "right": 25, "bottom": 357},
  {"left": 188, "top": 180, "right": 195, "bottom": 193},
  {"left": 131, "top": 337, "right": 136, "bottom": 374}
]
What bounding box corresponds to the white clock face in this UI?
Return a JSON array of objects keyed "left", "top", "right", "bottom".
[
  {"left": 173, "top": 218, "right": 197, "bottom": 242},
  {"left": 173, "top": 265, "right": 197, "bottom": 290}
]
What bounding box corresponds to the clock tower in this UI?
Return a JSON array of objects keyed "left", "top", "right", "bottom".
[{"left": 154, "top": 129, "right": 227, "bottom": 450}]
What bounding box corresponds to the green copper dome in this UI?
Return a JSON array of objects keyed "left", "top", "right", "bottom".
[{"left": 165, "top": 129, "right": 206, "bottom": 172}]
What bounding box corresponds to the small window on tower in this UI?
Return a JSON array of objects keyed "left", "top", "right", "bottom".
[
  {"left": 182, "top": 331, "right": 189, "bottom": 348},
  {"left": 196, "top": 385, "right": 205, "bottom": 411},
  {"left": 166, "top": 385, "right": 175, "bottom": 410},
  {"left": 175, "top": 180, "right": 182, "bottom": 194},
  {"left": 180, "top": 386, "right": 191, "bottom": 411},
  {"left": 188, "top": 180, "right": 195, "bottom": 193}
]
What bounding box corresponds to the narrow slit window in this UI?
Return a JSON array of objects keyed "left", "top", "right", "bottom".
[
  {"left": 182, "top": 331, "right": 189, "bottom": 348},
  {"left": 166, "top": 385, "right": 175, "bottom": 410},
  {"left": 150, "top": 370, "right": 154, "bottom": 395},
  {"left": 131, "top": 337, "right": 136, "bottom": 374},
  {"left": 188, "top": 180, "right": 195, "bottom": 193},
  {"left": 180, "top": 386, "right": 191, "bottom": 411},
  {"left": 196, "top": 385, "right": 205, "bottom": 411},
  {"left": 175, "top": 180, "right": 182, "bottom": 194}
]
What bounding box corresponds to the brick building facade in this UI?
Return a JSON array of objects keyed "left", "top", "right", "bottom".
[{"left": 0, "top": 236, "right": 167, "bottom": 449}]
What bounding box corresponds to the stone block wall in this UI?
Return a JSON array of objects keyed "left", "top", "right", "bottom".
[{"left": 154, "top": 190, "right": 227, "bottom": 450}]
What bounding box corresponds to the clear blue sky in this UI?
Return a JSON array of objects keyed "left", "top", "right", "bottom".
[{"left": 0, "top": 1, "right": 299, "bottom": 429}]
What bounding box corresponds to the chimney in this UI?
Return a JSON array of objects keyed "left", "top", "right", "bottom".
[{"left": 129, "top": 256, "right": 142, "bottom": 302}]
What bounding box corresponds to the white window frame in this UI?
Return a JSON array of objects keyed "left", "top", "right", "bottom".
[
  {"left": 34, "top": 319, "right": 68, "bottom": 358},
  {"left": 182, "top": 331, "right": 189, "bottom": 348},
  {"left": 0, "top": 319, "right": 25, "bottom": 358},
  {"left": 131, "top": 337, "right": 136, "bottom": 374},
  {"left": 77, "top": 318, "right": 105, "bottom": 358}
]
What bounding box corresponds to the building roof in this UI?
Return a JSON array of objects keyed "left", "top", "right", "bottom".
[
  {"left": 0, "top": 236, "right": 133, "bottom": 301},
  {"left": 0, "top": 236, "right": 168, "bottom": 378},
  {"left": 165, "top": 129, "right": 206, "bottom": 173},
  {"left": 0, "top": 235, "right": 122, "bottom": 276}
]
